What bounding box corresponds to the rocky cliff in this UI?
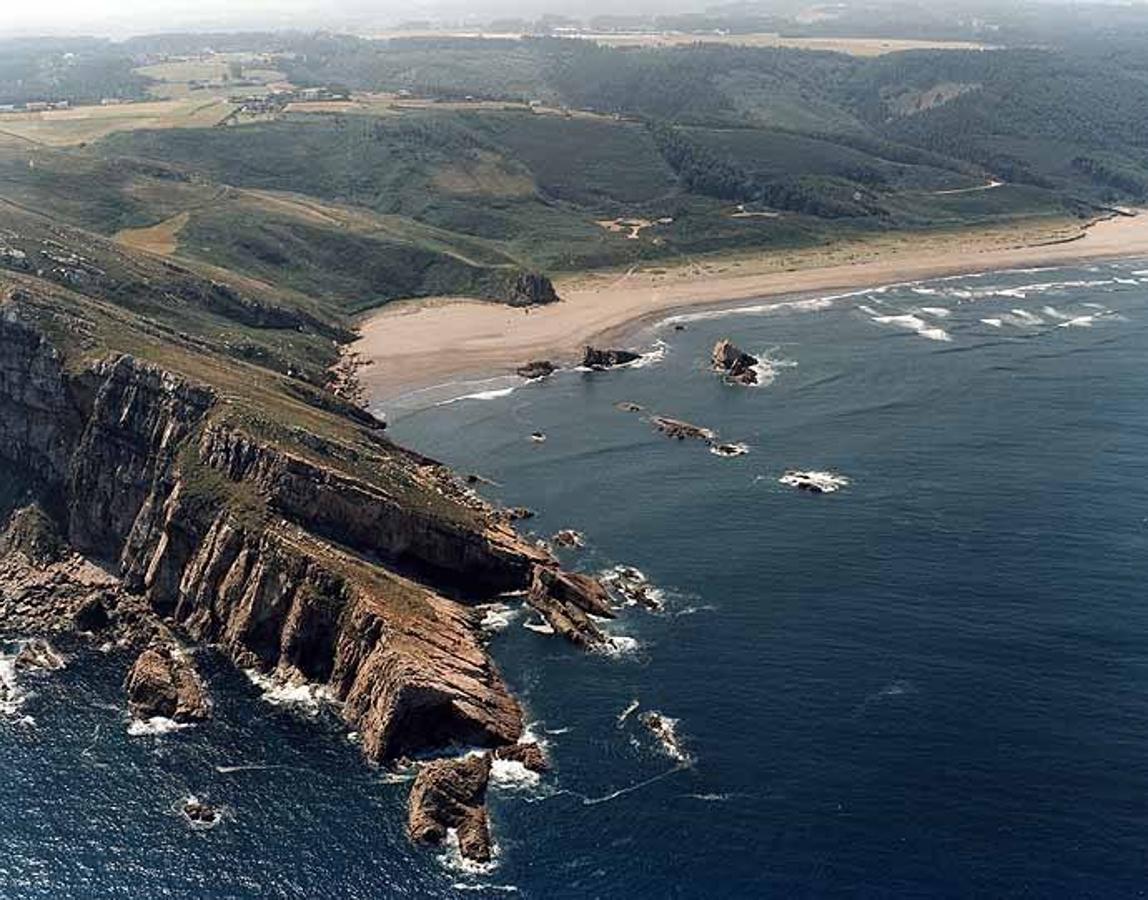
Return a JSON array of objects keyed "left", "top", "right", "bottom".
[{"left": 0, "top": 288, "right": 608, "bottom": 773}]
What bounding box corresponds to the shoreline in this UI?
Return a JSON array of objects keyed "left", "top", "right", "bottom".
[{"left": 353, "top": 212, "right": 1148, "bottom": 408}]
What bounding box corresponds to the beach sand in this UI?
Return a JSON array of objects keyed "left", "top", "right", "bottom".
[{"left": 354, "top": 212, "right": 1148, "bottom": 404}]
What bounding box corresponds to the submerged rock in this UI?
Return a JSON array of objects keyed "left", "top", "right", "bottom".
[
  {"left": 601, "top": 565, "right": 662, "bottom": 611},
  {"left": 516, "top": 360, "right": 557, "bottom": 380},
  {"left": 778, "top": 470, "right": 850, "bottom": 494},
  {"left": 711, "top": 339, "right": 759, "bottom": 386},
  {"left": 179, "top": 796, "right": 223, "bottom": 830},
  {"left": 639, "top": 711, "right": 692, "bottom": 765},
  {"left": 582, "top": 347, "right": 641, "bottom": 370},
  {"left": 551, "top": 529, "right": 584, "bottom": 549},
  {"left": 615, "top": 401, "right": 644, "bottom": 413},
  {"left": 124, "top": 644, "right": 211, "bottom": 723},
  {"left": 408, "top": 753, "right": 493, "bottom": 863},
  {"left": 650, "top": 416, "right": 716, "bottom": 443},
  {"left": 494, "top": 741, "right": 550, "bottom": 773},
  {"left": 504, "top": 506, "right": 536, "bottom": 522}
]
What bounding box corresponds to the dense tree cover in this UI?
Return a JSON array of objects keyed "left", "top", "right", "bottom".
[
  {"left": 649, "top": 123, "right": 882, "bottom": 217},
  {"left": 0, "top": 39, "right": 150, "bottom": 105}
]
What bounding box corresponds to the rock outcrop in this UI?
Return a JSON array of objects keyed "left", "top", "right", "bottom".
[
  {"left": 526, "top": 565, "right": 614, "bottom": 648},
  {"left": 505, "top": 272, "right": 560, "bottom": 307},
  {"left": 581, "top": 347, "right": 641, "bottom": 370},
  {"left": 124, "top": 644, "right": 211, "bottom": 722},
  {"left": 711, "top": 339, "right": 759, "bottom": 386},
  {"left": 14, "top": 638, "right": 65, "bottom": 672},
  {"left": 516, "top": 360, "right": 556, "bottom": 379},
  {"left": 408, "top": 753, "right": 493, "bottom": 863}
]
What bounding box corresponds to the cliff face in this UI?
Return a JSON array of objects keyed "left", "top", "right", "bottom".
[{"left": 0, "top": 303, "right": 559, "bottom": 762}]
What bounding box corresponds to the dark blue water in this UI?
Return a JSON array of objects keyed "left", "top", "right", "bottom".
[{"left": 4, "top": 261, "right": 1148, "bottom": 897}]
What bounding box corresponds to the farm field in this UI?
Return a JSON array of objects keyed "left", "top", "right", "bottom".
[{"left": 0, "top": 97, "right": 235, "bottom": 146}]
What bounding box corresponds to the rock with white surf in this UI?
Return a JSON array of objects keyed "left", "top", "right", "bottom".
[
  {"left": 408, "top": 753, "right": 494, "bottom": 864},
  {"left": 124, "top": 643, "right": 211, "bottom": 724},
  {"left": 525, "top": 565, "right": 614, "bottom": 649},
  {"left": 581, "top": 346, "right": 641, "bottom": 370},
  {"left": 711, "top": 339, "right": 760, "bottom": 386}
]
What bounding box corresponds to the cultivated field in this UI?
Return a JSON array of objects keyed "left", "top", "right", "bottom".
[
  {"left": 137, "top": 54, "right": 288, "bottom": 100},
  {"left": 0, "top": 98, "right": 235, "bottom": 146},
  {"left": 367, "top": 30, "right": 990, "bottom": 57}
]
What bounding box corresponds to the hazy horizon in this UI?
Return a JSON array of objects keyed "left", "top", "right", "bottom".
[{"left": 0, "top": 0, "right": 723, "bottom": 39}]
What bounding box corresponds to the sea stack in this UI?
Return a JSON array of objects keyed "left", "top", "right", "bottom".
[
  {"left": 711, "top": 339, "right": 759, "bottom": 386},
  {"left": 124, "top": 644, "right": 211, "bottom": 723},
  {"left": 408, "top": 753, "right": 494, "bottom": 863}
]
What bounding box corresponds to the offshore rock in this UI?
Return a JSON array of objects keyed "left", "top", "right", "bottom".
[
  {"left": 124, "top": 644, "right": 211, "bottom": 723},
  {"left": 408, "top": 753, "right": 493, "bottom": 863},
  {"left": 494, "top": 741, "right": 549, "bottom": 773},
  {"left": 711, "top": 339, "right": 759, "bottom": 386},
  {"left": 650, "top": 416, "right": 716, "bottom": 443},
  {"left": 581, "top": 347, "right": 641, "bottom": 370}
]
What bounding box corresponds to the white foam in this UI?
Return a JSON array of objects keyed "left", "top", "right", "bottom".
[
  {"left": 451, "top": 885, "right": 519, "bottom": 894},
  {"left": 595, "top": 634, "right": 640, "bottom": 659},
  {"left": 437, "top": 829, "right": 498, "bottom": 876},
  {"left": 522, "top": 618, "right": 554, "bottom": 635},
  {"left": 437, "top": 386, "right": 516, "bottom": 406},
  {"left": 127, "top": 716, "right": 189, "bottom": 736},
  {"left": 1008, "top": 308, "right": 1044, "bottom": 325},
  {"left": 244, "top": 669, "right": 335, "bottom": 712},
  {"left": 686, "top": 793, "right": 731, "bottom": 802},
  {"left": 779, "top": 470, "right": 850, "bottom": 493},
  {"left": 1057, "top": 315, "right": 1095, "bottom": 328},
  {"left": 0, "top": 657, "right": 23, "bottom": 716},
  {"left": 1041, "top": 305, "right": 1072, "bottom": 321},
  {"left": 917, "top": 306, "right": 951, "bottom": 317},
  {"left": 490, "top": 758, "right": 542, "bottom": 792},
  {"left": 478, "top": 603, "right": 519, "bottom": 633},
  {"left": 869, "top": 313, "right": 951, "bottom": 342},
  {"left": 662, "top": 295, "right": 834, "bottom": 326},
  {"left": 980, "top": 318, "right": 1003, "bottom": 327},
  {"left": 625, "top": 340, "right": 668, "bottom": 369},
  {"left": 748, "top": 350, "right": 797, "bottom": 388},
  {"left": 710, "top": 442, "right": 750, "bottom": 458},
  {"left": 617, "top": 699, "right": 640, "bottom": 726}
]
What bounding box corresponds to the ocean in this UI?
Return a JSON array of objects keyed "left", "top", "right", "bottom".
[{"left": 3, "top": 260, "right": 1148, "bottom": 897}]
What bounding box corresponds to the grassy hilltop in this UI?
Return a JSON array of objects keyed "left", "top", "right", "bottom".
[{"left": 2, "top": 28, "right": 1148, "bottom": 318}]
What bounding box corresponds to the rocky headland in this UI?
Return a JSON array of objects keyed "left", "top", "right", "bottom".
[{"left": 0, "top": 214, "right": 613, "bottom": 865}]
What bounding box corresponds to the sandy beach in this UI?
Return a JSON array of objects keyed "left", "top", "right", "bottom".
[{"left": 354, "top": 212, "right": 1148, "bottom": 404}]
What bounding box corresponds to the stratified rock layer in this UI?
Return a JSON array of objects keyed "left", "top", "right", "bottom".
[
  {"left": 0, "top": 300, "right": 601, "bottom": 766},
  {"left": 408, "top": 753, "right": 493, "bottom": 862}
]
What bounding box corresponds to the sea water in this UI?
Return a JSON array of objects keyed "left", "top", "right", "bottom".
[{"left": 3, "top": 260, "right": 1148, "bottom": 897}]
